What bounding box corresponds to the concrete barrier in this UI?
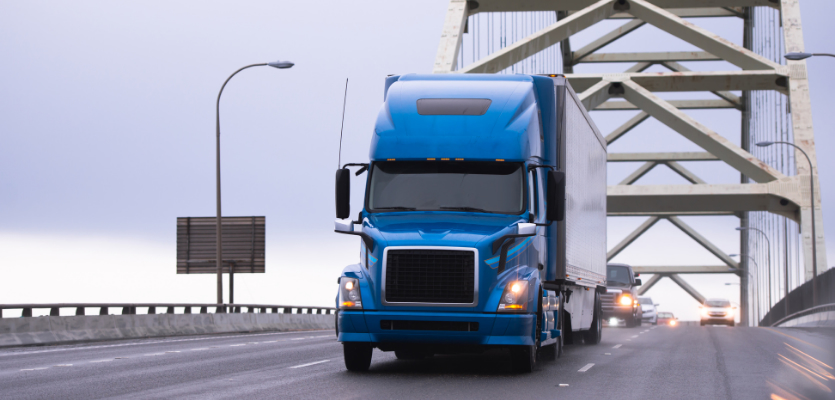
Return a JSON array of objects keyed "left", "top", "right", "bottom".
[
  {"left": 0, "top": 313, "right": 334, "bottom": 348},
  {"left": 776, "top": 310, "right": 835, "bottom": 328}
]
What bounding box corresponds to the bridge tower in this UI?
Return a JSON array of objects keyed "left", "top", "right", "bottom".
[{"left": 433, "top": 0, "right": 826, "bottom": 326}]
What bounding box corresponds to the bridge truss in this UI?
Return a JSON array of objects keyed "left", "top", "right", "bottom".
[{"left": 433, "top": 0, "right": 826, "bottom": 326}]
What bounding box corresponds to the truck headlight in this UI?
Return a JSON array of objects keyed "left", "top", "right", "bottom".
[
  {"left": 619, "top": 294, "right": 632, "bottom": 306},
  {"left": 497, "top": 281, "right": 529, "bottom": 312},
  {"left": 339, "top": 278, "right": 362, "bottom": 309}
]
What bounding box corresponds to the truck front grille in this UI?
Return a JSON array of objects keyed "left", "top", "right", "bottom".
[{"left": 384, "top": 249, "right": 475, "bottom": 304}]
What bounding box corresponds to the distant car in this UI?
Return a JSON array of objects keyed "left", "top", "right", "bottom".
[
  {"left": 700, "top": 298, "right": 737, "bottom": 326},
  {"left": 602, "top": 263, "right": 642, "bottom": 328},
  {"left": 638, "top": 297, "right": 658, "bottom": 325},
  {"left": 657, "top": 312, "right": 677, "bottom": 326}
]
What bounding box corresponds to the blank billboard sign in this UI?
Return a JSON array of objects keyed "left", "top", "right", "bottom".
[{"left": 176, "top": 216, "right": 265, "bottom": 274}]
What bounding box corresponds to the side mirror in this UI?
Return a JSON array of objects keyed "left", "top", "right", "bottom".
[
  {"left": 635, "top": 279, "right": 642, "bottom": 286},
  {"left": 517, "top": 222, "right": 536, "bottom": 235},
  {"left": 334, "top": 218, "right": 354, "bottom": 233},
  {"left": 655, "top": 303, "right": 660, "bottom": 307},
  {"left": 546, "top": 170, "right": 566, "bottom": 222},
  {"left": 335, "top": 168, "right": 351, "bottom": 219}
]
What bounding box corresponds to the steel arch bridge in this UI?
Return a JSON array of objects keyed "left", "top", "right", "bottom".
[{"left": 432, "top": 0, "right": 826, "bottom": 326}]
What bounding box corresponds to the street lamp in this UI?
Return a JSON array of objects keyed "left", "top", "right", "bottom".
[
  {"left": 755, "top": 141, "right": 818, "bottom": 306},
  {"left": 784, "top": 52, "right": 835, "bottom": 60},
  {"left": 730, "top": 254, "right": 760, "bottom": 325},
  {"left": 215, "top": 60, "right": 294, "bottom": 305},
  {"left": 735, "top": 227, "right": 773, "bottom": 310}
]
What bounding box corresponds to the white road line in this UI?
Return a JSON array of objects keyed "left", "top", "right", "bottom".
[
  {"left": 631, "top": 335, "right": 638, "bottom": 338},
  {"left": 90, "top": 359, "right": 113, "bottom": 363},
  {"left": 613, "top": 344, "right": 622, "bottom": 349},
  {"left": 291, "top": 338, "right": 306, "bottom": 341},
  {"left": 115, "top": 357, "right": 128, "bottom": 359},
  {"left": 578, "top": 363, "right": 595, "bottom": 372},
  {"left": 165, "top": 351, "right": 180, "bottom": 353},
  {"left": 230, "top": 344, "right": 246, "bottom": 347},
  {"left": 54, "top": 364, "right": 72, "bottom": 367},
  {"left": 189, "top": 348, "right": 209, "bottom": 351},
  {"left": 605, "top": 353, "right": 611, "bottom": 355},
  {"left": 289, "top": 359, "right": 330, "bottom": 369},
  {"left": 144, "top": 353, "right": 165, "bottom": 356},
  {"left": 0, "top": 329, "right": 330, "bottom": 358}
]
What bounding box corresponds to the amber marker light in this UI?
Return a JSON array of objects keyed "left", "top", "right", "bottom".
[{"left": 341, "top": 301, "right": 355, "bottom": 307}]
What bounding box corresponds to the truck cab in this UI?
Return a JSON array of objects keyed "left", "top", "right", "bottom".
[{"left": 333, "top": 74, "right": 607, "bottom": 372}]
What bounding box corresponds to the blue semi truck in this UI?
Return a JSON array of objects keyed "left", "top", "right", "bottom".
[{"left": 333, "top": 73, "right": 607, "bottom": 372}]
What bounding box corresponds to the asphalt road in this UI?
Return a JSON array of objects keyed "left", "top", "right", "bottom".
[{"left": 1, "top": 325, "right": 833, "bottom": 399}]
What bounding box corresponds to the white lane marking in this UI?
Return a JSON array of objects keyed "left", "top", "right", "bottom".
[
  {"left": 230, "top": 344, "right": 246, "bottom": 347},
  {"left": 247, "top": 342, "right": 259, "bottom": 344},
  {"left": 613, "top": 344, "right": 622, "bottom": 349},
  {"left": 0, "top": 329, "right": 331, "bottom": 358},
  {"left": 605, "top": 353, "right": 611, "bottom": 355},
  {"left": 263, "top": 341, "right": 277, "bottom": 343},
  {"left": 115, "top": 357, "right": 128, "bottom": 359},
  {"left": 559, "top": 384, "right": 569, "bottom": 387},
  {"left": 289, "top": 359, "right": 330, "bottom": 369},
  {"left": 20, "top": 367, "right": 49, "bottom": 371},
  {"left": 291, "top": 338, "right": 306, "bottom": 341},
  {"left": 189, "top": 348, "right": 209, "bottom": 351},
  {"left": 630, "top": 335, "right": 638, "bottom": 338},
  {"left": 54, "top": 364, "right": 73, "bottom": 367},
  {"left": 90, "top": 359, "right": 113, "bottom": 363},
  {"left": 165, "top": 351, "right": 180, "bottom": 353},
  {"left": 578, "top": 363, "right": 595, "bottom": 372},
  {"left": 144, "top": 353, "right": 165, "bottom": 356}
]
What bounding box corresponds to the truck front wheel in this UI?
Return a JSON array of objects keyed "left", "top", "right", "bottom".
[
  {"left": 510, "top": 345, "right": 536, "bottom": 373},
  {"left": 343, "top": 342, "right": 372, "bottom": 371}
]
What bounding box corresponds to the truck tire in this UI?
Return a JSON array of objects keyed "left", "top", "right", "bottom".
[
  {"left": 343, "top": 342, "right": 372, "bottom": 371},
  {"left": 510, "top": 345, "right": 536, "bottom": 373},
  {"left": 728, "top": 321, "right": 735, "bottom": 327},
  {"left": 583, "top": 292, "right": 602, "bottom": 345}
]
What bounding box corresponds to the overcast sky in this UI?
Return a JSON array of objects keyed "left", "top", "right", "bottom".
[{"left": 1, "top": 1, "right": 832, "bottom": 321}]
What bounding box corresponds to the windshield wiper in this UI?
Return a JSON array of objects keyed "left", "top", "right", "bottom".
[
  {"left": 375, "top": 206, "right": 417, "bottom": 211},
  {"left": 440, "top": 206, "right": 490, "bottom": 213}
]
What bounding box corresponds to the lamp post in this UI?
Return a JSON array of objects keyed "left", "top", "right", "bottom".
[
  {"left": 730, "top": 254, "right": 760, "bottom": 325},
  {"left": 735, "top": 227, "right": 774, "bottom": 311},
  {"left": 215, "top": 60, "right": 294, "bottom": 305},
  {"left": 755, "top": 141, "right": 817, "bottom": 306}
]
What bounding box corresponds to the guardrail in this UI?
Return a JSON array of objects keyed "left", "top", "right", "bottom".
[
  {"left": 760, "top": 267, "right": 835, "bottom": 327},
  {"left": 0, "top": 303, "right": 336, "bottom": 318}
]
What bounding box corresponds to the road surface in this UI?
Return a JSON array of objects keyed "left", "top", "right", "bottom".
[{"left": 1, "top": 325, "right": 833, "bottom": 399}]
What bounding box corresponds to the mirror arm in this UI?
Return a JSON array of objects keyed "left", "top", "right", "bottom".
[
  {"left": 334, "top": 230, "right": 374, "bottom": 251},
  {"left": 534, "top": 222, "right": 552, "bottom": 227},
  {"left": 527, "top": 164, "right": 556, "bottom": 172},
  {"left": 342, "top": 163, "right": 369, "bottom": 176},
  {"left": 492, "top": 232, "right": 536, "bottom": 274}
]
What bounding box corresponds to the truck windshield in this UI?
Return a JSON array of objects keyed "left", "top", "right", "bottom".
[
  {"left": 606, "top": 265, "right": 631, "bottom": 286},
  {"left": 367, "top": 161, "right": 525, "bottom": 214}
]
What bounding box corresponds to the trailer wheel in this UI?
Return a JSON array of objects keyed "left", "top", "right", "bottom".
[
  {"left": 583, "top": 292, "right": 602, "bottom": 345},
  {"left": 343, "top": 342, "right": 372, "bottom": 371}
]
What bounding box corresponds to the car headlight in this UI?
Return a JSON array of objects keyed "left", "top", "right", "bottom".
[
  {"left": 700, "top": 308, "right": 709, "bottom": 317},
  {"left": 497, "top": 280, "right": 529, "bottom": 312},
  {"left": 725, "top": 308, "right": 734, "bottom": 318},
  {"left": 338, "top": 277, "right": 362, "bottom": 309}
]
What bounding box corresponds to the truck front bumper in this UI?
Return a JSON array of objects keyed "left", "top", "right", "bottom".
[
  {"left": 338, "top": 310, "right": 535, "bottom": 347},
  {"left": 602, "top": 305, "right": 635, "bottom": 320}
]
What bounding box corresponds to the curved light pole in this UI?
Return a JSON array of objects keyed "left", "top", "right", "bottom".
[
  {"left": 215, "top": 60, "right": 294, "bottom": 305},
  {"left": 736, "top": 227, "right": 773, "bottom": 310},
  {"left": 756, "top": 141, "right": 817, "bottom": 307},
  {"left": 730, "top": 254, "right": 760, "bottom": 325},
  {"left": 784, "top": 52, "right": 835, "bottom": 60}
]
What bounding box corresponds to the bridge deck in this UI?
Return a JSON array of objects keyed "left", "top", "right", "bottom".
[{"left": 1, "top": 326, "right": 832, "bottom": 399}]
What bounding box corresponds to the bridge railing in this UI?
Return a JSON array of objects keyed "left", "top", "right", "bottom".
[
  {"left": 760, "top": 268, "right": 835, "bottom": 326},
  {"left": 0, "top": 303, "right": 336, "bottom": 318}
]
